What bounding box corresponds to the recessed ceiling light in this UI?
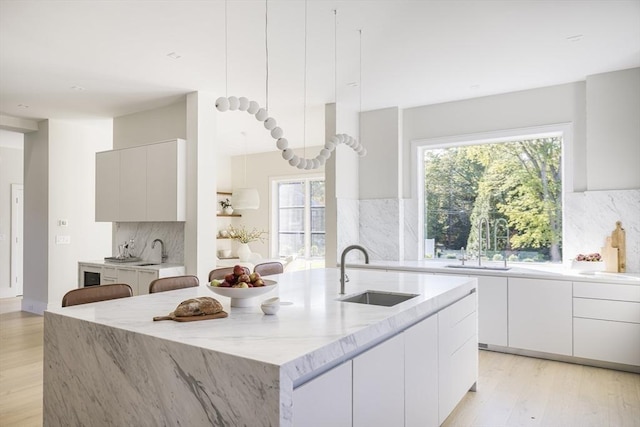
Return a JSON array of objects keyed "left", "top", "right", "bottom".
[
  {"left": 167, "top": 52, "right": 182, "bottom": 59},
  {"left": 347, "top": 82, "right": 358, "bottom": 87},
  {"left": 566, "top": 34, "right": 584, "bottom": 42},
  {"left": 17, "top": 104, "right": 29, "bottom": 108},
  {"left": 70, "top": 85, "right": 85, "bottom": 91}
]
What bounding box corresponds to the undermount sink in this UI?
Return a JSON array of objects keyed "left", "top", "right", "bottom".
[
  {"left": 446, "top": 264, "right": 511, "bottom": 271},
  {"left": 340, "top": 290, "right": 419, "bottom": 307},
  {"left": 136, "top": 263, "right": 160, "bottom": 266}
]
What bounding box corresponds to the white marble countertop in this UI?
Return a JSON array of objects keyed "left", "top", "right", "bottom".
[
  {"left": 346, "top": 259, "right": 640, "bottom": 285},
  {"left": 79, "top": 259, "right": 185, "bottom": 272},
  {"left": 47, "top": 268, "right": 475, "bottom": 374}
]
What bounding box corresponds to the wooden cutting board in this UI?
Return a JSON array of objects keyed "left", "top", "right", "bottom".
[
  {"left": 601, "top": 237, "right": 619, "bottom": 273},
  {"left": 611, "top": 221, "right": 626, "bottom": 273},
  {"left": 153, "top": 311, "right": 228, "bottom": 322}
]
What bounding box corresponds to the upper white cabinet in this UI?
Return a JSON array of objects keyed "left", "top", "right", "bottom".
[
  {"left": 96, "top": 139, "right": 186, "bottom": 222},
  {"left": 508, "top": 277, "right": 573, "bottom": 356},
  {"left": 95, "top": 150, "right": 120, "bottom": 221},
  {"left": 119, "top": 145, "right": 147, "bottom": 221},
  {"left": 147, "top": 141, "right": 186, "bottom": 221}
]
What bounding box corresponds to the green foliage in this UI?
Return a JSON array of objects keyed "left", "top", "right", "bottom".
[{"left": 424, "top": 137, "right": 563, "bottom": 262}]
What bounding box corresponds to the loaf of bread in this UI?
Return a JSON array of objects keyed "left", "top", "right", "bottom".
[{"left": 173, "top": 297, "right": 224, "bottom": 317}]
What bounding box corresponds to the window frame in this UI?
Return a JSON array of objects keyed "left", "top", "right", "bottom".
[
  {"left": 270, "top": 173, "right": 325, "bottom": 259},
  {"left": 411, "top": 123, "right": 573, "bottom": 261}
]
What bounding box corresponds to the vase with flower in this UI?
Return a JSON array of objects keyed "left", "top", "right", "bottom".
[
  {"left": 219, "top": 198, "right": 234, "bottom": 215},
  {"left": 227, "top": 225, "right": 268, "bottom": 261}
]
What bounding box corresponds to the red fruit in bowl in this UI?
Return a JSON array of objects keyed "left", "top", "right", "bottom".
[
  {"left": 233, "top": 265, "right": 245, "bottom": 276},
  {"left": 224, "top": 273, "right": 236, "bottom": 284},
  {"left": 219, "top": 281, "right": 231, "bottom": 288},
  {"left": 238, "top": 273, "right": 250, "bottom": 283}
]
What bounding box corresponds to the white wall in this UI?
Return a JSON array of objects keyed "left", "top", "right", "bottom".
[
  {"left": 229, "top": 146, "right": 325, "bottom": 259},
  {"left": 586, "top": 67, "right": 640, "bottom": 190},
  {"left": 359, "top": 107, "right": 401, "bottom": 199},
  {"left": 0, "top": 138, "right": 24, "bottom": 298},
  {"left": 23, "top": 122, "right": 49, "bottom": 312},
  {"left": 22, "top": 119, "right": 113, "bottom": 313},
  {"left": 402, "top": 81, "right": 587, "bottom": 197},
  {"left": 113, "top": 99, "right": 187, "bottom": 148},
  {"left": 47, "top": 120, "right": 113, "bottom": 307}
]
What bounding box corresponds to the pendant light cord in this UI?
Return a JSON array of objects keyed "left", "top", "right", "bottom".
[
  {"left": 359, "top": 29, "right": 362, "bottom": 141},
  {"left": 224, "top": 0, "right": 228, "bottom": 97},
  {"left": 265, "top": 0, "right": 269, "bottom": 112},
  {"left": 333, "top": 9, "right": 337, "bottom": 105},
  {"left": 303, "top": 0, "right": 307, "bottom": 159}
]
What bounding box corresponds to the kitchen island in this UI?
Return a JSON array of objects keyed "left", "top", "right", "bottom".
[{"left": 43, "top": 268, "right": 477, "bottom": 426}]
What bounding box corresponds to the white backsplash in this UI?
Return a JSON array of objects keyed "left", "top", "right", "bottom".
[
  {"left": 357, "top": 189, "right": 639, "bottom": 273},
  {"left": 564, "top": 189, "right": 639, "bottom": 273},
  {"left": 337, "top": 198, "right": 360, "bottom": 262},
  {"left": 115, "top": 222, "right": 184, "bottom": 264},
  {"left": 359, "top": 199, "right": 401, "bottom": 261}
]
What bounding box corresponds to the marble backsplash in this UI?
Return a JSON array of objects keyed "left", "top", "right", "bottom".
[
  {"left": 564, "top": 189, "right": 639, "bottom": 273},
  {"left": 359, "top": 199, "right": 401, "bottom": 261},
  {"left": 114, "top": 222, "right": 184, "bottom": 264},
  {"left": 337, "top": 198, "right": 361, "bottom": 262},
  {"left": 357, "top": 189, "right": 639, "bottom": 273}
]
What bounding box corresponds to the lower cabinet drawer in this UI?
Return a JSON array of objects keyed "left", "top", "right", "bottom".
[
  {"left": 573, "top": 281, "right": 640, "bottom": 302},
  {"left": 574, "top": 298, "right": 640, "bottom": 323},
  {"left": 574, "top": 317, "right": 640, "bottom": 366}
]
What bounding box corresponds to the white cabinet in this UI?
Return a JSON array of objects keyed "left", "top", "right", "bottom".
[
  {"left": 508, "top": 277, "right": 572, "bottom": 356},
  {"left": 137, "top": 270, "right": 157, "bottom": 296},
  {"left": 95, "top": 139, "right": 186, "bottom": 222},
  {"left": 117, "top": 268, "right": 138, "bottom": 294},
  {"left": 95, "top": 150, "right": 120, "bottom": 222},
  {"left": 147, "top": 141, "right": 186, "bottom": 221},
  {"left": 119, "top": 145, "right": 147, "bottom": 221},
  {"left": 353, "top": 333, "right": 405, "bottom": 427},
  {"left": 405, "top": 314, "right": 439, "bottom": 427},
  {"left": 293, "top": 362, "right": 352, "bottom": 427},
  {"left": 438, "top": 292, "right": 478, "bottom": 425},
  {"left": 477, "top": 275, "right": 508, "bottom": 347},
  {"left": 573, "top": 281, "right": 640, "bottom": 366}
]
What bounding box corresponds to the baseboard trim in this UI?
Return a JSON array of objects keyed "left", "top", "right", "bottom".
[
  {"left": 21, "top": 297, "right": 47, "bottom": 316},
  {"left": 480, "top": 344, "right": 640, "bottom": 374}
]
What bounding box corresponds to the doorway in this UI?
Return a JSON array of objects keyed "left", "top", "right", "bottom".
[{"left": 11, "top": 183, "right": 23, "bottom": 296}]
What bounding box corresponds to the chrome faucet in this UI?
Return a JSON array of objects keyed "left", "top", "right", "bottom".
[
  {"left": 494, "top": 218, "right": 510, "bottom": 267},
  {"left": 340, "top": 245, "right": 369, "bottom": 295},
  {"left": 478, "top": 217, "right": 490, "bottom": 267},
  {"left": 152, "top": 238, "right": 167, "bottom": 262}
]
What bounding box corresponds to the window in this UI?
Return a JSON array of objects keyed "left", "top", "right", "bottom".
[
  {"left": 422, "top": 135, "right": 563, "bottom": 264},
  {"left": 273, "top": 177, "right": 325, "bottom": 259}
]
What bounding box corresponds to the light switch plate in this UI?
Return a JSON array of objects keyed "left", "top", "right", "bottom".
[
  {"left": 58, "top": 219, "right": 69, "bottom": 227},
  {"left": 55, "top": 235, "right": 71, "bottom": 244}
]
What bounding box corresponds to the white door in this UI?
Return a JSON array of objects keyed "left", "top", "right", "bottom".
[{"left": 11, "top": 184, "right": 23, "bottom": 296}]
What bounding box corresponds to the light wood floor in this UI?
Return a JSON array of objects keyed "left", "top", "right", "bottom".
[{"left": 1, "top": 297, "right": 639, "bottom": 427}]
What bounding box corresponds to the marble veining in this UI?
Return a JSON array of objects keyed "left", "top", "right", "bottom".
[
  {"left": 359, "top": 198, "right": 401, "bottom": 261},
  {"left": 337, "top": 198, "right": 360, "bottom": 262},
  {"left": 403, "top": 198, "right": 419, "bottom": 259},
  {"left": 564, "top": 189, "right": 639, "bottom": 273},
  {"left": 44, "top": 268, "right": 475, "bottom": 426},
  {"left": 115, "top": 222, "right": 184, "bottom": 263}
]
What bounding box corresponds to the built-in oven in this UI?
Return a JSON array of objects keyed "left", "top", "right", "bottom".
[{"left": 84, "top": 271, "right": 100, "bottom": 287}]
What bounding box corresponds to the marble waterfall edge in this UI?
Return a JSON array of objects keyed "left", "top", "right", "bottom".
[{"left": 43, "top": 312, "right": 280, "bottom": 427}]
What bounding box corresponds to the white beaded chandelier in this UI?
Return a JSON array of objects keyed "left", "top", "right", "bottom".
[
  {"left": 215, "top": 2, "right": 365, "bottom": 171},
  {"left": 215, "top": 96, "right": 366, "bottom": 170}
]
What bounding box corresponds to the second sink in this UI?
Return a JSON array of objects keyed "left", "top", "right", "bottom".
[{"left": 340, "top": 290, "right": 419, "bottom": 307}]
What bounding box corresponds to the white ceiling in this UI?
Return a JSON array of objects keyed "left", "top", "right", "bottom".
[{"left": 1, "top": 0, "right": 639, "bottom": 155}]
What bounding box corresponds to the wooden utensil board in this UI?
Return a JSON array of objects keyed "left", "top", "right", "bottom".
[{"left": 153, "top": 311, "right": 228, "bottom": 322}]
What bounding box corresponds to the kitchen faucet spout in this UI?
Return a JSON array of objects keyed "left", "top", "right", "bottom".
[
  {"left": 478, "top": 218, "right": 490, "bottom": 267},
  {"left": 152, "top": 239, "right": 167, "bottom": 262},
  {"left": 340, "top": 245, "right": 369, "bottom": 295}
]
